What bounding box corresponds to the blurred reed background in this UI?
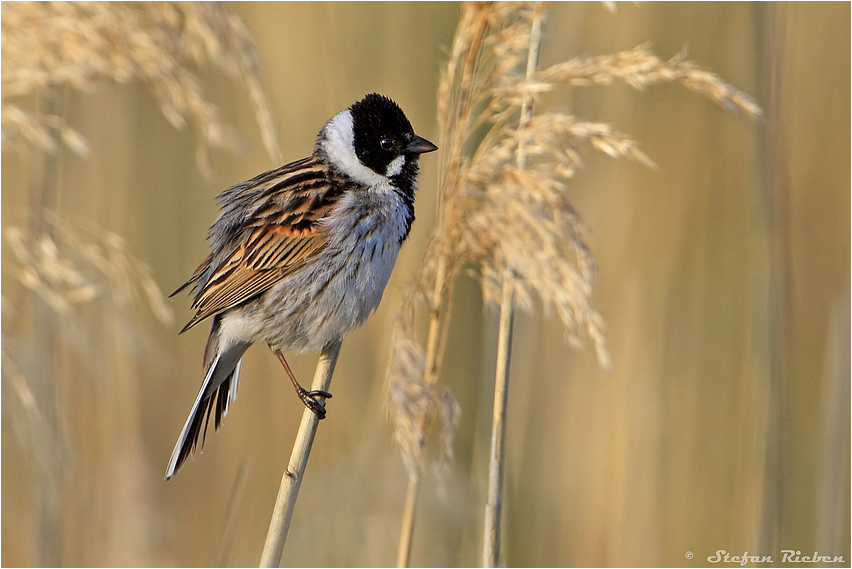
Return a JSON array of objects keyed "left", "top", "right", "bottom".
[{"left": 2, "top": 2, "right": 848, "bottom": 567}]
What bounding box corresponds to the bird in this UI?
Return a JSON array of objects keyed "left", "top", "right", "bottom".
[{"left": 165, "top": 93, "right": 437, "bottom": 479}]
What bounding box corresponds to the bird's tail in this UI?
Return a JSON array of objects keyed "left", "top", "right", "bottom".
[{"left": 165, "top": 320, "right": 249, "bottom": 479}]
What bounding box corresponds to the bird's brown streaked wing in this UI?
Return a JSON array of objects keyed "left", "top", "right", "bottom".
[
  {"left": 184, "top": 229, "right": 326, "bottom": 326},
  {"left": 179, "top": 182, "right": 344, "bottom": 333}
]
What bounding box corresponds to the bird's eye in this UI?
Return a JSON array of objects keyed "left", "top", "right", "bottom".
[{"left": 380, "top": 139, "right": 394, "bottom": 151}]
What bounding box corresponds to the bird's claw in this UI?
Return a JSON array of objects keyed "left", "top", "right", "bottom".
[{"left": 297, "top": 387, "right": 331, "bottom": 419}]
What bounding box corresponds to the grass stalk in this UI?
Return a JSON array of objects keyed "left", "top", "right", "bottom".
[
  {"left": 396, "top": 241, "right": 458, "bottom": 569},
  {"left": 395, "top": 280, "right": 441, "bottom": 568},
  {"left": 259, "top": 340, "right": 342, "bottom": 568},
  {"left": 483, "top": 279, "right": 516, "bottom": 567},
  {"left": 393, "top": 8, "right": 489, "bottom": 564},
  {"left": 482, "top": 6, "right": 542, "bottom": 566},
  {"left": 395, "top": 473, "right": 420, "bottom": 567}
]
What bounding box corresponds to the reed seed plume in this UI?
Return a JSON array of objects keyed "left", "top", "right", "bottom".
[
  {"left": 385, "top": 311, "right": 460, "bottom": 480},
  {"left": 519, "top": 43, "right": 761, "bottom": 119},
  {"left": 0, "top": 5, "right": 285, "bottom": 564},
  {"left": 386, "top": 317, "right": 430, "bottom": 478},
  {"left": 4, "top": 214, "right": 174, "bottom": 324},
  {"left": 1, "top": 1, "right": 281, "bottom": 172},
  {"left": 386, "top": 0, "right": 761, "bottom": 521}
]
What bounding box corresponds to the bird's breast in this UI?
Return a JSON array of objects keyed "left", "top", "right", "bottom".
[
  {"left": 260, "top": 186, "right": 412, "bottom": 352},
  {"left": 322, "top": 187, "right": 411, "bottom": 310}
]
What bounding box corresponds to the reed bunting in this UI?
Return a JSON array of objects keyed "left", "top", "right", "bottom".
[{"left": 166, "top": 94, "right": 436, "bottom": 479}]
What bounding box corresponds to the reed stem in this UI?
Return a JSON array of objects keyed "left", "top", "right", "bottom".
[
  {"left": 396, "top": 262, "right": 443, "bottom": 567},
  {"left": 259, "top": 340, "right": 342, "bottom": 568},
  {"left": 483, "top": 279, "right": 516, "bottom": 567},
  {"left": 482, "top": 6, "right": 543, "bottom": 566},
  {"left": 395, "top": 473, "right": 420, "bottom": 567},
  {"left": 394, "top": 8, "right": 488, "bottom": 565}
]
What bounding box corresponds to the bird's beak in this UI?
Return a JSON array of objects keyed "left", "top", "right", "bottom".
[{"left": 407, "top": 134, "right": 438, "bottom": 154}]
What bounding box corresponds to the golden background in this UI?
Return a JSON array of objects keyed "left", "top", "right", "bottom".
[{"left": 2, "top": 2, "right": 849, "bottom": 567}]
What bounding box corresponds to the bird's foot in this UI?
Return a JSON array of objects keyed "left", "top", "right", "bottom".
[{"left": 296, "top": 387, "right": 332, "bottom": 419}]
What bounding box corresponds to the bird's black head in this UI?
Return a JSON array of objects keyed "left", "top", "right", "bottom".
[
  {"left": 350, "top": 94, "right": 438, "bottom": 179},
  {"left": 320, "top": 93, "right": 436, "bottom": 185}
]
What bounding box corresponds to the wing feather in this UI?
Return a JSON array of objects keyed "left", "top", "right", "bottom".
[{"left": 177, "top": 157, "right": 344, "bottom": 333}]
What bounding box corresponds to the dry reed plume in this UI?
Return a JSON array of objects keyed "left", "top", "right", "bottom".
[
  {"left": 1, "top": 1, "right": 281, "bottom": 171},
  {"left": 2, "top": 1, "right": 280, "bottom": 452},
  {"left": 386, "top": 2, "right": 760, "bottom": 566},
  {"left": 1, "top": 4, "right": 281, "bottom": 565},
  {"left": 4, "top": 213, "right": 174, "bottom": 324}
]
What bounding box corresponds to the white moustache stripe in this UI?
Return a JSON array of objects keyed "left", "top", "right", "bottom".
[{"left": 385, "top": 155, "right": 406, "bottom": 177}]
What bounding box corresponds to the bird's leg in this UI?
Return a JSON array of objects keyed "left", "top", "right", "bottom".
[{"left": 274, "top": 351, "right": 332, "bottom": 419}]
